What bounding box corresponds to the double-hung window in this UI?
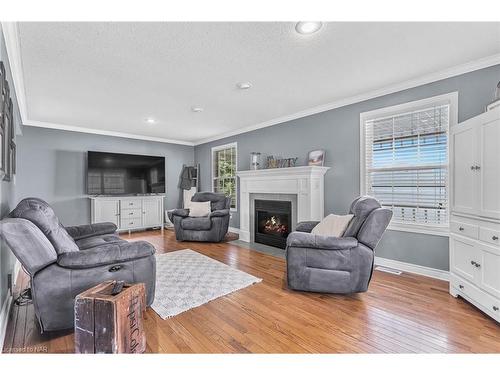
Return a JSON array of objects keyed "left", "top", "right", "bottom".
[
  {"left": 212, "top": 142, "right": 237, "bottom": 210},
  {"left": 360, "top": 93, "right": 457, "bottom": 235}
]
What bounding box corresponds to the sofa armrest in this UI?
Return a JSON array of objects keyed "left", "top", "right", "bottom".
[
  {"left": 57, "top": 241, "right": 155, "bottom": 269},
  {"left": 167, "top": 208, "right": 190, "bottom": 222},
  {"left": 209, "top": 209, "right": 230, "bottom": 218},
  {"left": 286, "top": 231, "right": 358, "bottom": 250},
  {"left": 295, "top": 221, "right": 320, "bottom": 233},
  {"left": 65, "top": 222, "right": 117, "bottom": 240}
]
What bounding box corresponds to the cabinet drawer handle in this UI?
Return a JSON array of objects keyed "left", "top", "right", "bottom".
[
  {"left": 492, "top": 236, "right": 499, "bottom": 241},
  {"left": 129, "top": 212, "right": 134, "bottom": 215},
  {"left": 459, "top": 284, "right": 464, "bottom": 289},
  {"left": 458, "top": 227, "right": 464, "bottom": 231},
  {"left": 475, "top": 262, "right": 481, "bottom": 268},
  {"left": 109, "top": 265, "right": 122, "bottom": 272},
  {"left": 470, "top": 166, "right": 475, "bottom": 170},
  {"left": 470, "top": 260, "right": 476, "bottom": 266},
  {"left": 129, "top": 222, "right": 134, "bottom": 225},
  {"left": 493, "top": 306, "right": 499, "bottom": 312}
]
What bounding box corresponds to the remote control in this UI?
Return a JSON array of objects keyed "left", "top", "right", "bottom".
[{"left": 111, "top": 281, "right": 125, "bottom": 295}]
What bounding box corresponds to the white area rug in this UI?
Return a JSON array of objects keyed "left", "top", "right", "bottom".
[{"left": 151, "top": 249, "right": 262, "bottom": 319}]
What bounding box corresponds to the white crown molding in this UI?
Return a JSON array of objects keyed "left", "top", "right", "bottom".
[
  {"left": 374, "top": 256, "right": 450, "bottom": 281},
  {"left": 3, "top": 21, "right": 500, "bottom": 147},
  {"left": 1, "top": 22, "right": 28, "bottom": 135},
  {"left": 24, "top": 119, "right": 195, "bottom": 146},
  {"left": 193, "top": 53, "right": 500, "bottom": 145}
]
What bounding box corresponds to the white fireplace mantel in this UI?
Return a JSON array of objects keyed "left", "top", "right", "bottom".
[{"left": 236, "top": 166, "right": 330, "bottom": 242}]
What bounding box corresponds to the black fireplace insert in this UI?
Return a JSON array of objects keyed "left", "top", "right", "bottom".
[{"left": 254, "top": 199, "right": 292, "bottom": 249}]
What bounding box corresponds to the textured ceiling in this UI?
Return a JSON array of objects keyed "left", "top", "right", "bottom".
[{"left": 17, "top": 22, "right": 500, "bottom": 144}]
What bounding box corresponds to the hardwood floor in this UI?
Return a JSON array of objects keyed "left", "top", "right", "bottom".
[{"left": 3, "top": 229, "right": 500, "bottom": 353}]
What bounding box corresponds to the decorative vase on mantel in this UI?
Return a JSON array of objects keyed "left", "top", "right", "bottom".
[{"left": 250, "top": 152, "right": 261, "bottom": 170}]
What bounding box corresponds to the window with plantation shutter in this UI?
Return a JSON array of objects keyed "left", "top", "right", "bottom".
[
  {"left": 360, "top": 94, "right": 457, "bottom": 234},
  {"left": 212, "top": 143, "right": 237, "bottom": 210}
]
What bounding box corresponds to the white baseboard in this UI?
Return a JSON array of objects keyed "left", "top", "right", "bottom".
[
  {"left": 0, "top": 293, "right": 13, "bottom": 351},
  {"left": 228, "top": 226, "right": 240, "bottom": 235},
  {"left": 374, "top": 256, "right": 449, "bottom": 281}
]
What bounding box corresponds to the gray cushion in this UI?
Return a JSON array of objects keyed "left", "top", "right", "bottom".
[
  {"left": 57, "top": 240, "right": 155, "bottom": 269},
  {"left": 0, "top": 218, "right": 58, "bottom": 275},
  {"left": 191, "top": 192, "right": 229, "bottom": 211},
  {"left": 286, "top": 231, "right": 358, "bottom": 250},
  {"left": 209, "top": 209, "right": 230, "bottom": 218},
  {"left": 296, "top": 221, "right": 320, "bottom": 233},
  {"left": 10, "top": 198, "right": 79, "bottom": 254},
  {"left": 181, "top": 217, "right": 212, "bottom": 230},
  {"left": 357, "top": 208, "right": 393, "bottom": 249},
  {"left": 343, "top": 196, "right": 381, "bottom": 238},
  {"left": 76, "top": 234, "right": 126, "bottom": 250},
  {"left": 65, "top": 222, "right": 117, "bottom": 240}
]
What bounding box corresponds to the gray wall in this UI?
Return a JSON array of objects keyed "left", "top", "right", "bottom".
[
  {"left": 16, "top": 127, "right": 194, "bottom": 226},
  {"left": 0, "top": 25, "right": 22, "bottom": 311},
  {"left": 195, "top": 64, "right": 500, "bottom": 271}
]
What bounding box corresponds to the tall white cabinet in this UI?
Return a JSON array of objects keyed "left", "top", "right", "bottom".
[
  {"left": 449, "top": 107, "right": 500, "bottom": 322},
  {"left": 90, "top": 195, "right": 164, "bottom": 233}
]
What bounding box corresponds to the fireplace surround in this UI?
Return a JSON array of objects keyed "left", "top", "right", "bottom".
[
  {"left": 236, "top": 166, "right": 330, "bottom": 244},
  {"left": 254, "top": 199, "right": 292, "bottom": 249}
]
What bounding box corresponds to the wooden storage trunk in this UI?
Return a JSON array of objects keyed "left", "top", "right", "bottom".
[{"left": 74, "top": 281, "right": 146, "bottom": 353}]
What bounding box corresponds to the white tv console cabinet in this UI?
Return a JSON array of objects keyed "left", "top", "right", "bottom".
[{"left": 90, "top": 195, "right": 164, "bottom": 233}]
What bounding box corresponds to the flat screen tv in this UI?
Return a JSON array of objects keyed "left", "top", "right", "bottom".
[{"left": 87, "top": 151, "right": 165, "bottom": 195}]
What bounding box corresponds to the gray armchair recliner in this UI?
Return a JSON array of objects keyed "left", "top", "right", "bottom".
[
  {"left": 168, "top": 192, "right": 231, "bottom": 242},
  {"left": 286, "top": 196, "right": 392, "bottom": 294},
  {"left": 0, "top": 198, "right": 156, "bottom": 332}
]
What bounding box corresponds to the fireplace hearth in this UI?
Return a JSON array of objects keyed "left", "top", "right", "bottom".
[{"left": 254, "top": 199, "right": 292, "bottom": 249}]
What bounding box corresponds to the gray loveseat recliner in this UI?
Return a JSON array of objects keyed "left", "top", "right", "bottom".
[
  {"left": 0, "top": 198, "right": 156, "bottom": 332},
  {"left": 286, "top": 196, "right": 392, "bottom": 294},
  {"left": 168, "top": 192, "right": 231, "bottom": 242}
]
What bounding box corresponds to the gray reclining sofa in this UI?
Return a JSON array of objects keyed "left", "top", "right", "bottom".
[
  {"left": 0, "top": 197, "right": 156, "bottom": 332},
  {"left": 168, "top": 192, "right": 231, "bottom": 242},
  {"left": 286, "top": 196, "right": 392, "bottom": 294}
]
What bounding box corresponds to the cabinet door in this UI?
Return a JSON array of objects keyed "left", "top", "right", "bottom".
[
  {"left": 95, "top": 200, "right": 120, "bottom": 226},
  {"left": 478, "top": 117, "right": 500, "bottom": 219},
  {"left": 478, "top": 243, "right": 500, "bottom": 299},
  {"left": 450, "top": 122, "right": 478, "bottom": 215},
  {"left": 142, "top": 199, "right": 162, "bottom": 227},
  {"left": 450, "top": 234, "right": 481, "bottom": 283}
]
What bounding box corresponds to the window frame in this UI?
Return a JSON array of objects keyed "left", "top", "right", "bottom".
[
  {"left": 359, "top": 92, "right": 458, "bottom": 237},
  {"left": 211, "top": 142, "right": 238, "bottom": 211}
]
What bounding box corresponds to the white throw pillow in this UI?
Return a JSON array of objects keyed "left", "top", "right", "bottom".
[
  {"left": 311, "top": 214, "right": 354, "bottom": 237},
  {"left": 187, "top": 201, "right": 211, "bottom": 217}
]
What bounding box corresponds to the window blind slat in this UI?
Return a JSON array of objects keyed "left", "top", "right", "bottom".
[{"left": 364, "top": 104, "right": 449, "bottom": 227}]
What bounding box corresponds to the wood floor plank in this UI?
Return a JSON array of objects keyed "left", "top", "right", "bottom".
[{"left": 3, "top": 228, "right": 500, "bottom": 353}]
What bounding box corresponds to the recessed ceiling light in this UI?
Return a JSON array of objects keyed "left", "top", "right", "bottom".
[
  {"left": 295, "top": 22, "right": 323, "bottom": 35},
  {"left": 191, "top": 106, "right": 204, "bottom": 113},
  {"left": 145, "top": 117, "right": 156, "bottom": 124},
  {"left": 236, "top": 82, "right": 252, "bottom": 90}
]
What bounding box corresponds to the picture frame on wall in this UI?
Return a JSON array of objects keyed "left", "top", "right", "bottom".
[
  {"left": 0, "top": 61, "right": 6, "bottom": 178},
  {"left": 3, "top": 96, "right": 13, "bottom": 182},
  {"left": 307, "top": 149, "right": 325, "bottom": 166}
]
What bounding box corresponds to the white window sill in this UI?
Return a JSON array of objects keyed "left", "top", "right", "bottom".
[{"left": 387, "top": 223, "right": 450, "bottom": 237}]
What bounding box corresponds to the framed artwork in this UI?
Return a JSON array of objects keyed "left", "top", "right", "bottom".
[
  {"left": 307, "top": 149, "right": 325, "bottom": 166},
  {"left": 0, "top": 61, "right": 5, "bottom": 178},
  {"left": 10, "top": 141, "right": 16, "bottom": 176},
  {"left": 3, "top": 95, "right": 12, "bottom": 182}
]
